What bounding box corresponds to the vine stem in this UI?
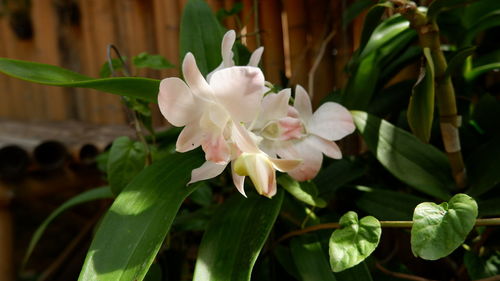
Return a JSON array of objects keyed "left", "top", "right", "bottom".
[
  {"left": 390, "top": 0, "right": 467, "bottom": 189},
  {"left": 277, "top": 218, "right": 500, "bottom": 243}
]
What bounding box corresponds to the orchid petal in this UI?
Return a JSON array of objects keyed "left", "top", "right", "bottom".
[
  {"left": 182, "top": 52, "right": 213, "bottom": 99},
  {"left": 209, "top": 66, "right": 265, "bottom": 122},
  {"left": 294, "top": 85, "right": 313, "bottom": 121},
  {"left": 310, "top": 135, "right": 342, "bottom": 159},
  {"left": 158, "top": 78, "right": 199, "bottom": 127},
  {"left": 176, "top": 124, "right": 203, "bottom": 152},
  {"left": 269, "top": 158, "right": 301, "bottom": 172},
  {"left": 231, "top": 161, "right": 246, "bottom": 197},
  {"left": 201, "top": 132, "right": 231, "bottom": 164},
  {"left": 221, "top": 30, "right": 236, "bottom": 67},
  {"left": 188, "top": 161, "right": 227, "bottom": 185},
  {"left": 308, "top": 102, "right": 355, "bottom": 141},
  {"left": 248, "top": 46, "right": 264, "bottom": 67},
  {"left": 278, "top": 117, "right": 303, "bottom": 141},
  {"left": 199, "top": 102, "right": 230, "bottom": 133},
  {"left": 261, "top": 89, "right": 291, "bottom": 123},
  {"left": 231, "top": 122, "right": 261, "bottom": 153},
  {"left": 277, "top": 138, "right": 323, "bottom": 181},
  {"left": 234, "top": 153, "right": 276, "bottom": 198}
]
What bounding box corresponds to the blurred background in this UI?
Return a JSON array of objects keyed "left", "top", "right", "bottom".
[{"left": 0, "top": 0, "right": 365, "bottom": 280}]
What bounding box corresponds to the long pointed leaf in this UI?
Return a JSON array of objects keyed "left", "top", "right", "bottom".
[
  {"left": 78, "top": 151, "right": 203, "bottom": 281},
  {"left": 0, "top": 58, "right": 160, "bottom": 103},
  {"left": 193, "top": 190, "right": 283, "bottom": 281},
  {"left": 352, "top": 111, "right": 453, "bottom": 199},
  {"left": 23, "top": 186, "right": 113, "bottom": 267},
  {"left": 180, "top": 0, "right": 225, "bottom": 76},
  {"left": 407, "top": 48, "right": 435, "bottom": 142}
]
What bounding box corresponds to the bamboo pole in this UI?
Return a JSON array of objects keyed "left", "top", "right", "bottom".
[
  {"left": 392, "top": 0, "right": 466, "bottom": 189},
  {"left": 258, "top": 0, "right": 285, "bottom": 84},
  {"left": 283, "top": 0, "right": 308, "bottom": 87},
  {"left": 0, "top": 185, "right": 13, "bottom": 281},
  {"left": 80, "top": 0, "right": 126, "bottom": 125},
  {"left": 241, "top": 0, "right": 258, "bottom": 50},
  {"left": 0, "top": 16, "right": 13, "bottom": 118},
  {"left": 32, "top": 0, "right": 68, "bottom": 121}
]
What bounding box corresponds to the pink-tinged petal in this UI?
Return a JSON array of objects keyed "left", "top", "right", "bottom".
[
  {"left": 294, "top": 85, "right": 313, "bottom": 121},
  {"left": 158, "top": 77, "right": 199, "bottom": 127},
  {"left": 231, "top": 122, "right": 260, "bottom": 153},
  {"left": 308, "top": 102, "right": 355, "bottom": 141},
  {"left": 199, "top": 102, "right": 230, "bottom": 133},
  {"left": 278, "top": 117, "right": 303, "bottom": 141},
  {"left": 277, "top": 138, "right": 323, "bottom": 181},
  {"left": 201, "top": 132, "right": 231, "bottom": 164},
  {"left": 248, "top": 47, "right": 264, "bottom": 67},
  {"left": 234, "top": 153, "right": 276, "bottom": 197},
  {"left": 221, "top": 30, "right": 236, "bottom": 67},
  {"left": 176, "top": 124, "right": 203, "bottom": 152},
  {"left": 182, "top": 53, "right": 213, "bottom": 99},
  {"left": 261, "top": 89, "right": 291, "bottom": 122},
  {"left": 188, "top": 161, "right": 227, "bottom": 185},
  {"left": 209, "top": 66, "right": 265, "bottom": 122},
  {"left": 231, "top": 161, "right": 246, "bottom": 197},
  {"left": 310, "top": 135, "right": 342, "bottom": 159},
  {"left": 269, "top": 158, "right": 301, "bottom": 172}
]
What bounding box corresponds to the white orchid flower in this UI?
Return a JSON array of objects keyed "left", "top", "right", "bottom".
[
  {"left": 230, "top": 122, "right": 300, "bottom": 197},
  {"left": 255, "top": 85, "right": 355, "bottom": 181},
  {"left": 158, "top": 52, "right": 266, "bottom": 166},
  {"left": 207, "top": 30, "right": 264, "bottom": 81}
]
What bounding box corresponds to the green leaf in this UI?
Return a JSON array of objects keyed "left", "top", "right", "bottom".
[
  {"left": 133, "top": 52, "right": 174, "bottom": 70},
  {"left": 342, "top": 52, "right": 380, "bottom": 110},
  {"left": 334, "top": 262, "right": 374, "bottom": 281},
  {"left": 478, "top": 198, "right": 500, "bottom": 217},
  {"left": 464, "top": 250, "right": 500, "bottom": 279},
  {"left": 359, "top": 14, "right": 410, "bottom": 60},
  {"left": 192, "top": 190, "right": 284, "bottom": 281},
  {"left": 314, "top": 158, "right": 366, "bottom": 198},
  {"left": 351, "top": 111, "right": 453, "bottom": 199},
  {"left": 466, "top": 134, "right": 500, "bottom": 197},
  {"left": 107, "top": 137, "right": 148, "bottom": 195},
  {"left": 411, "top": 193, "right": 478, "bottom": 260},
  {"left": 78, "top": 151, "right": 203, "bottom": 281},
  {"left": 407, "top": 48, "right": 435, "bottom": 143},
  {"left": 278, "top": 174, "right": 326, "bottom": 207},
  {"left": 273, "top": 245, "right": 301, "bottom": 280},
  {"left": 342, "top": 0, "right": 373, "bottom": 29},
  {"left": 23, "top": 187, "right": 113, "bottom": 267},
  {"left": 444, "top": 46, "right": 476, "bottom": 78},
  {"left": 188, "top": 182, "right": 213, "bottom": 207},
  {"left": 290, "top": 235, "right": 337, "bottom": 281},
  {"left": 428, "top": 0, "right": 480, "bottom": 21},
  {"left": 329, "top": 211, "right": 381, "bottom": 272},
  {"left": 355, "top": 186, "right": 425, "bottom": 220},
  {"left": 465, "top": 62, "right": 500, "bottom": 82},
  {"left": 0, "top": 58, "right": 160, "bottom": 103},
  {"left": 99, "top": 57, "right": 125, "bottom": 78},
  {"left": 180, "top": 0, "right": 225, "bottom": 76},
  {"left": 358, "top": 2, "right": 392, "bottom": 53}
]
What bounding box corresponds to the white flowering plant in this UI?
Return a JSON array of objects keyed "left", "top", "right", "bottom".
[{"left": 1, "top": 0, "right": 500, "bottom": 280}]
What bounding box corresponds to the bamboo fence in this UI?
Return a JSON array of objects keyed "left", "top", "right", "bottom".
[{"left": 0, "top": 0, "right": 360, "bottom": 126}]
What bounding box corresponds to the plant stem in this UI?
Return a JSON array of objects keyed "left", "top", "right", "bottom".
[
  {"left": 392, "top": 0, "right": 467, "bottom": 189},
  {"left": 277, "top": 218, "right": 500, "bottom": 243}
]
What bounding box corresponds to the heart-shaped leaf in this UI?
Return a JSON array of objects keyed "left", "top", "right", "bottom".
[
  {"left": 107, "top": 137, "right": 148, "bottom": 195},
  {"left": 329, "top": 211, "right": 381, "bottom": 272},
  {"left": 411, "top": 193, "right": 478, "bottom": 260}
]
